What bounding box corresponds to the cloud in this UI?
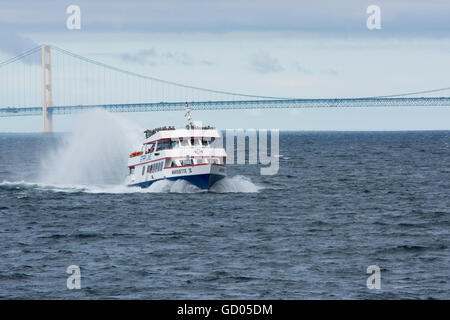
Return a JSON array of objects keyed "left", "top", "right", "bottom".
[
  {"left": 324, "top": 68, "right": 339, "bottom": 76},
  {"left": 293, "top": 63, "right": 339, "bottom": 76},
  {"left": 120, "top": 48, "right": 157, "bottom": 65},
  {"left": 162, "top": 51, "right": 194, "bottom": 65},
  {"left": 0, "top": 29, "right": 40, "bottom": 64},
  {"left": 120, "top": 48, "right": 214, "bottom": 66},
  {"left": 1, "top": 0, "right": 449, "bottom": 37},
  {"left": 294, "top": 64, "right": 313, "bottom": 75},
  {"left": 250, "top": 52, "right": 284, "bottom": 73}
]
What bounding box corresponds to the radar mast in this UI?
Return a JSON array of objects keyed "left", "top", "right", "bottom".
[{"left": 184, "top": 102, "right": 194, "bottom": 129}]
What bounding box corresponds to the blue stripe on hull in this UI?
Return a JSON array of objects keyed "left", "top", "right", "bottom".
[{"left": 129, "top": 173, "right": 225, "bottom": 190}]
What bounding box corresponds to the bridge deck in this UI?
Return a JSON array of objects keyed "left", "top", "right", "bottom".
[{"left": 2, "top": 97, "right": 450, "bottom": 117}]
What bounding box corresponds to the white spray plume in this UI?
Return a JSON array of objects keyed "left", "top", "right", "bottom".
[{"left": 40, "top": 109, "right": 143, "bottom": 185}]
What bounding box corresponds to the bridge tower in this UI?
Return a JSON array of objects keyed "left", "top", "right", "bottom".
[{"left": 41, "top": 44, "right": 53, "bottom": 132}]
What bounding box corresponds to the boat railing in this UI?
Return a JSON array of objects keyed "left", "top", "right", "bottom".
[
  {"left": 144, "top": 126, "right": 176, "bottom": 138},
  {"left": 185, "top": 124, "right": 215, "bottom": 130}
]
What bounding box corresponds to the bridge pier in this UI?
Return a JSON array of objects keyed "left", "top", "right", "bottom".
[{"left": 41, "top": 44, "right": 53, "bottom": 132}]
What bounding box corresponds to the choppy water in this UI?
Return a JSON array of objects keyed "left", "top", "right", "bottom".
[{"left": 0, "top": 113, "right": 449, "bottom": 299}]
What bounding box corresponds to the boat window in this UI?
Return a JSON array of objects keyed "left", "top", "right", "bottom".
[
  {"left": 148, "top": 162, "right": 163, "bottom": 172},
  {"left": 180, "top": 138, "right": 189, "bottom": 147},
  {"left": 129, "top": 167, "right": 135, "bottom": 174},
  {"left": 142, "top": 166, "right": 146, "bottom": 175},
  {"left": 156, "top": 139, "right": 171, "bottom": 151},
  {"left": 207, "top": 137, "right": 217, "bottom": 147},
  {"left": 146, "top": 144, "right": 155, "bottom": 154},
  {"left": 202, "top": 138, "right": 210, "bottom": 146}
]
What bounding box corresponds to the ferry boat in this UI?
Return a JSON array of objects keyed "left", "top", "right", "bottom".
[{"left": 126, "top": 103, "right": 227, "bottom": 190}]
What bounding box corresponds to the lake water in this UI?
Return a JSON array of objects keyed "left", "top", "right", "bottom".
[{"left": 0, "top": 113, "right": 448, "bottom": 299}]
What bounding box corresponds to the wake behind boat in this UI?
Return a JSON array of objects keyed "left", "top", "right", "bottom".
[{"left": 126, "top": 103, "right": 227, "bottom": 190}]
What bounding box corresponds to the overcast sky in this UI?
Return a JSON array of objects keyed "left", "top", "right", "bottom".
[{"left": 1, "top": 0, "right": 450, "bottom": 131}]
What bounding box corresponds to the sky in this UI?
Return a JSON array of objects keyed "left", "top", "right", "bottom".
[{"left": 0, "top": 0, "right": 450, "bottom": 131}]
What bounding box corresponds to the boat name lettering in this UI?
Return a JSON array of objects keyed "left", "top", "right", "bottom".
[{"left": 172, "top": 168, "right": 187, "bottom": 175}]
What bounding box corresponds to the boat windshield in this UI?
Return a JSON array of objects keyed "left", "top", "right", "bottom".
[
  {"left": 156, "top": 139, "right": 172, "bottom": 151},
  {"left": 202, "top": 137, "right": 216, "bottom": 146},
  {"left": 145, "top": 143, "right": 155, "bottom": 154}
]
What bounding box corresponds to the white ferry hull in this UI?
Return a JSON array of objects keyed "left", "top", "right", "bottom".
[{"left": 127, "top": 163, "right": 226, "bottom": 190}]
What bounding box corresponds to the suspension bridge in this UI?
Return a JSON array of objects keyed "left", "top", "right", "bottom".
[{"left": 1, "top": 44, "right": 450, "bottom": 132}]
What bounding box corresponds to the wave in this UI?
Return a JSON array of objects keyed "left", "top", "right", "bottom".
[
  {"left": 0, "top": 175, "right": 261, "bottom": 194},
  {"left": 209, "top": 175, "right": 261, "bottom": 193}
]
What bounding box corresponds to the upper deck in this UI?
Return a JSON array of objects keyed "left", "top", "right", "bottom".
[
  {"left": 143, "top": 127, "right": 221, "bottom": 144},
  {"left": 128, "top": 125, "right": 226, "bottom": 167}
]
